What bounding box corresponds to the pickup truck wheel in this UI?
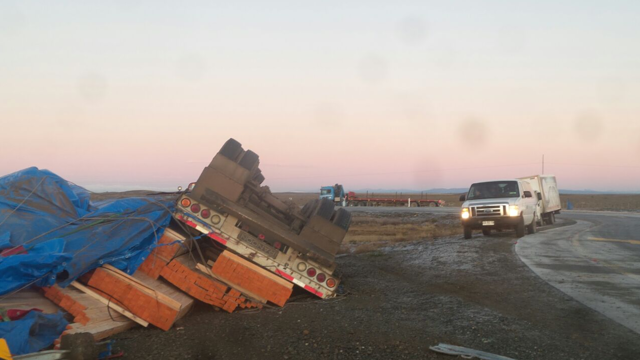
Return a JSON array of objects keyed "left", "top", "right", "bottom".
[
  {"left": 314, "top": 199, "right": 335, "bottom": 220},
  {"left": 482, "top": 228, "right": 491, "bottom": 236},
  {"left": 332, "top": 208, "right": 352, "bottom": 230},
  {"left": 238, "top": 150, "right": 259, "bottom": 170},
  {"left": 527, "top": 216, "right": 537, "bottom": 234},
  {"left": 219, "top": 138, "right": 243, "bottom": 160},
  {"left": 515, "top": 217, "right": 525, "bottom": 237},
  {"left": 463, "top": 226, "right": 472, "bottom": 239}
]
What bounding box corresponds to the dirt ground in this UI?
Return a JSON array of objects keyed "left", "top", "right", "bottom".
[{"left": 111, "top": 211, "right": 640, "bottom": 360}]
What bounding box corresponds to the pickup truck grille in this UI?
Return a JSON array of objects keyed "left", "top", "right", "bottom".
[{"left": 471, "top": 205, "right": 507, "bottom": 217}]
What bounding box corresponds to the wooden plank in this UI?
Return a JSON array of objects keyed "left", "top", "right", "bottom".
[
  {"left": 220, "top": 251, "right": 294, "bottom": 289},
  {"left": 70, "top": 281, "right": 149, "bottom": 327},
  {"left": 65, "top": 319, "right": 137, "bottom": 341},
  {"left": 195, "top": 263, "right": 267, "bottom": 304},
  {"left": 102, "top": 265, "right": 181, "bottom": 310},
  {"left": 131, "top": 271, "right": 194, "bottom": 321},
  {"left": 0, "top": 288, "right": 59, "bottom": 314}
]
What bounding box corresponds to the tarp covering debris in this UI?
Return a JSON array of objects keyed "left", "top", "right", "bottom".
[
  {"left": 0, "top": 311, "right": 68, "bottom": 355},
  {"left": 0, "top": 167, "right": 174, "bottom": 296}
]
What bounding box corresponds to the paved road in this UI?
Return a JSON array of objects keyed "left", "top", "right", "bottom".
[
  {"left": 517, "top": 211, "right": 640, "bottom": 335},
  {"left": 347, "top": 206, "right": 640, "bottom": 336}
]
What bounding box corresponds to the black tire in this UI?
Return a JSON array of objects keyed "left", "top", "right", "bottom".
[
  {"left": 359, "top": 202, "right": 367, "bottom": 207},
  {"left": 253, "top": 170, "right": 265, "bottom": 184},
  {"left": 314, "top": 198, "right": 335, "bottom": 220},
  {"left": 219, "top": 138, "right": 243, "bottom": 160},
  {"left": 332, "top": 208, "right": 352, "bottom": 230},
  {"left": 464, "top": 226, "right": 472, "bottom": 239},
  {"left": 515, "top": 217, "right": 525, "bottom": 238},
  {"left": 527, "top": 216, "right": 537, "bottom": 234},
  {"left": 238, "top": 150, "right": 259, "bottom": 170},
  {"left": 410, "top": 202, "right": 419, "bottom": 208},
  {"left": 429, "top": 202, "right": 437, "bottom": 207},
  {"left": 482, "top": 228, "right": 491, "bottom": 236},
  {"left": 301, "top": 199, "right": 319, "bottom": 218}
]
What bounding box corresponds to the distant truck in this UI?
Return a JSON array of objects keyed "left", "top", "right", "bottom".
[
  {"left": 459, "top": 179, "right": 539, "bottom": 239},
  {"left": 517, "top": 175, "right": 561, "bottom": 225},
  {"left": 320, "top": 184, "right": 444, "bottom": 207},
  {"left": 174, "top": 139, "right": 352, "bottom": 299}
]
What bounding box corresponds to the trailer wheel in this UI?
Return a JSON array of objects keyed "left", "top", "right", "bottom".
[
  {"left": 314, "top": 198, "right": 335, "bottom": 220},
  {"left": 482, "top": 228, "right": 491, "bottom": 236},
  {"left": 219, "top": 138, "right": 243, "bottom": 160},
  {"left": 410, "top": 202, "right": 419, "bottom": 207},
  {"left": 515, "top": 217, "right": 525, "bottom": 238},
  {"left": 332, "top": 208, "right": 352, "bottom": 230},
  {"left": 301, "top": 199, "right": 319, "bottom": 218},
  {"left": 549, "top": 212, "right": 556, "bottom": 224},
  {"left": 463, "top": 226, "right": 472, "bottom": 239},
  {"left": 252, "top": 170, "right": 265, "bottom": 184},
  {"left": 429, "top": 202, "right": 437, "bottom": 207},
  {"left": 359, "top": 202, "right": 367, "bottom": 207},
  {"left": 238, "top": 150, "right": 259, "bottom": 170}
]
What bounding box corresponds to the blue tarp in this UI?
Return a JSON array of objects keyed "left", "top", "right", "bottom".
[
  {"left": 0, "top": 167, "right": 175, "bottom": 295},
  {"left": 0, "top": 311, "right": 69, "bottom": 355}
]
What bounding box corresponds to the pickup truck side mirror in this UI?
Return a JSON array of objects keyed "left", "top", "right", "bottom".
[
  {"left": 459, "top": 194, "right": 466, "bottom": 201},
  {"left": 523, "top": 191, "right": 532, "bottom": 198},
  {"left": 537, "top": 192, "right": 542, "bottom": 201}
]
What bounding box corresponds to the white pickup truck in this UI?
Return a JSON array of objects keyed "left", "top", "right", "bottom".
[{"left": 459, "top": 179, "right": 539, "bottom": 239}]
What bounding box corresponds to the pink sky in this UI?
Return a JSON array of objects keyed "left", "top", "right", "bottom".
[{"left": 1, "top": 2, "right": 639, "bottom": 192}]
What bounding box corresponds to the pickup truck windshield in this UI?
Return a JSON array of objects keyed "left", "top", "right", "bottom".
[{"left": 467, "top": 181, "right": 519, "bottom": 200}]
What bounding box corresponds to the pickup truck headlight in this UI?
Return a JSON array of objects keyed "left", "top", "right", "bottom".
[
  {"left": 461, "top": 207, "right": 470, "bottom": 219},
  {"left": 509, "top": 205, "right": 519, "bottom": 217}
]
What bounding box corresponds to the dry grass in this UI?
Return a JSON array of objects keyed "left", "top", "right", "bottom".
[
  {"left": 274, "top": 192, "right": 640, "bottom": 211},
  {"left": 340, "top": 213, "right": 462, "bottom": 254}
]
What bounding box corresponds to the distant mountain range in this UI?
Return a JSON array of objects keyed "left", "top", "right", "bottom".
[{"left": 350, "top": 188, "right": 640, "bottom": 195}]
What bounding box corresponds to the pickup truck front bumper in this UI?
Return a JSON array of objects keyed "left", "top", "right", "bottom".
[{"left": 461, "top": 216, "right": 521, "bottom": 230}]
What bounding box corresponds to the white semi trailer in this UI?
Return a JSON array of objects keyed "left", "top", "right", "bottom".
[{"left": 517, "top": 175, "right": 561, "bottom": 225}]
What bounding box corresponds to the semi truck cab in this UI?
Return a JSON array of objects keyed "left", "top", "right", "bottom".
[
  {"left": 459, "top": 179, "right": 539, "bottom": 239},
  {"left": 320, "top": 184, "right": 346, "bottom": 206}
]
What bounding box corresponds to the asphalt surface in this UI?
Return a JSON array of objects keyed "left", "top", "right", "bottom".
[
  {"left": 351, "top": 206, "right": 640, "bottom": 336},
  {"left": 517, "top": 210, "right": 640, "bottom": 335}
]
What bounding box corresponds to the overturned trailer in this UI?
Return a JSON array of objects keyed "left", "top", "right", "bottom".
[{"left": 174, "top": 139, "right": 351, "bottom": 299}]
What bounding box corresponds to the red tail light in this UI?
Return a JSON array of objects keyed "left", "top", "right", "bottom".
[
  {"left": 316, "top": 273, "right": 326, "bottom": 283},
  {"left": 201, "top": 209, "right": 211, "bottom": 218},
  {"left": 307, "top": 268, "right": 317, "bottom": 277},
  {"left": 190, "top": 204, "right": 201, "bottom": 213}
]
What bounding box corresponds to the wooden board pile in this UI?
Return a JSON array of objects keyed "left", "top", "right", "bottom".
[{"left": 6, "top": 226, "right": 297, "bottom": 348}]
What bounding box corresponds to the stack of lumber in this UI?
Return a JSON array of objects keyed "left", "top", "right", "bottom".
[
  {"left": 160, "top": 255, "right": 262, "bottom": 313},
  {"left": 209, "top": 251, "right": 293, "bottom": 307},
  {"left": 80, "top": 265, "right": 194, "bottom": 331},
  {"left": 137, "top": 228, "right": 189, "bottom": 279},
  {"left": 0, "top": 288, "right": 60, "bottom": 315},
  {"left": 41, "top": 284, "right": 137, "bottom": 343}
]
